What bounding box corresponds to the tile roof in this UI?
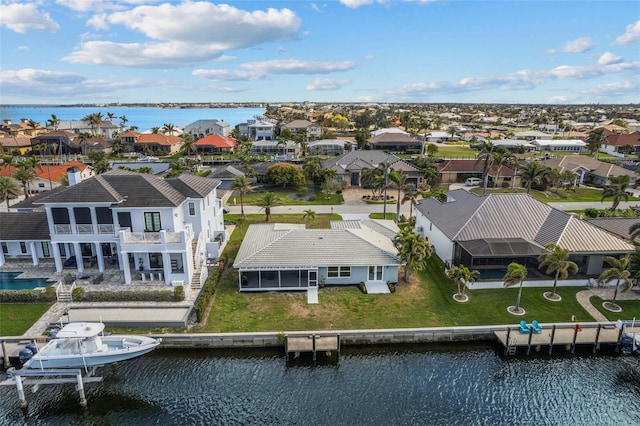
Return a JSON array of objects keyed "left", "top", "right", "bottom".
[
  {"left": 541, "top": 156, "right": 636, "bottom": 179},
  {"left": 137, "top": 134, "right": 181, "bottom": 146},
  {"left": 195, "top": 134, "right": 235, "bottom": 148},
  {"left": 234, "top": 223, "right": 399, "bottom": 269},
  {"left": 416, "top": 190, "right": 634, "bottom": 254},
  {"left": 0, "top": 136, "right": 32, "bottom": 148},
  {"left": 322, "top": 150, "right": 400, "bottom": 172},
  {"left": 0, "top": 212, "right": 50, "bottom": 240},
  {"left": 32, "top": 169, "right": 220, "bottom": 207}
]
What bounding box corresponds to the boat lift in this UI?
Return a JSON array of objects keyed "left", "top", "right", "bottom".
[{"left": 1, "top": 367, "right": 103, "bottom": 408}]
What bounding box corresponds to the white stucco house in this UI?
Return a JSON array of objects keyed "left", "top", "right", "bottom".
[
  {"left": 0, "top": 169, "right": 228, "bottom": 287},
  {"left": 233, "top": 220, "right": 400, "bottom": 292}
]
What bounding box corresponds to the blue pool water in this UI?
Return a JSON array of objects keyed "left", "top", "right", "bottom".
[
  {"left": 0, "top": 272, "right": 52, "bottom": 290},
  {"left": 477, "top": 268, "right": 507, "bottom": 280}
]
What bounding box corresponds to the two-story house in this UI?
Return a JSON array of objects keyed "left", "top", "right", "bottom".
[
  {"left": 184, "top": 119, "right": 231, "bottom": 138},
  {"left": 0, "top": 169, "right": 227, "bottom": 287},
  {"left": 282, "top": 120, "right": 322, "bottom": 140}
]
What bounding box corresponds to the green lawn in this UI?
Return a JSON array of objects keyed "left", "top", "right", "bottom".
[
  {"left": 432, "top": 143, "right": 477, "bottom": 159},
  {"left": 198, "top": 227, "right": 596, "bottom": 332},
  {"left": 238, "top": 187, "right": 343, "bottom": 206},
  {"left": 0, "top": 304, "right": 52, "bottom": 336},
  {"left": 470, "top": 186, "right": 638, "bottom": 203},
  {"left": 589, "top": 295, "right": 640, "bottom": 321}
]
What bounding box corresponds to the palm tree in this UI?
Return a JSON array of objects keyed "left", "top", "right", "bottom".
[
  {"left": 586, "top": 128, "right": 605, "bottom": 159},
  {"left": 0, "top": 176, "right": 21, "bottom": 209},
  {"left": 388, "top": 169, "right": 406, "bottom": 223},
  {"left": 13, "top": 164, "right": 36, "bottom": 198},
  {"left": 447, "top": 264, "right": 480, "bottom": 302},
  {"left": 475, "top": 140, "right": 496, "bottom": 195},
  {"left": 180, "top": 133, "right": 197, "bottom": 157},
  {"left": 598, "top": 256, "right": 633, "bottom": 311},
  {"left": 520, "top": 161, "right": 549, "bottom": 193},
  {"left": 601, "top": 175, "right": 631, "bottom": 212},
  {"left": 446, "top": 125, "right": 457, "bottom": 141},
  {"left": 162, "top": 123, "right": 177, "bottom": 135},
  {"left": 27, "top": 119, "right": 41, "bottom": 137},
  {"left": 503, "top": 262, "right": 528, "bottom": 315},
  {"left": 538, "top": 242, "right": 578, "bottom": 301},
  {"left": 82, "top": 112, "right": 103, "bottom": 135},
  {"left": 230, "top": 176, "right": 253, "bottom": 217},
  {"left": 302, "top": 208, "right": 316, "bottom": 224},
  {"left": 76, "top": 132, "right": 92, "bottom": 155},
  {"left": 119, "top": 115, "right": 128, "bottom": 132},
  {"left": 629, "top": 222, "right": 640, "bottom": 243},
  {"left": 393, "top": 227, "right": 431, "bottom": 281},
  {"left": 401, "top": 185, "right": 419, "bottom": 218},
  {"left": 255, "top": 192, "right": 282, "bottom": 222},
  {"left": 46, "top": 114, "right": 60, "bottom": 131}
]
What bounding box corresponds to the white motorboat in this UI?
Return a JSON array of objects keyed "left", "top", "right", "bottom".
[{"left": 22, "top": 322, "right": 162, "bottom": 370}]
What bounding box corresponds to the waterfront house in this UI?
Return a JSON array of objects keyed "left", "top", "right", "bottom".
[
  {"left": 184, "top": 119, "right": 231, "bottom": 138},
  {"left": 0, "top": 161, "right": 94, "bottom": 195},
  {"left": 0, "top": 212, "right": 51, "bottom": 266},
  {"left": 233, "top": 220, "right": 400, "bottom": 292},
  {"left": 0, "top": 169, "right": 228, "bottom": 287},
  {"left": 282, "top": 120, "right": 322, "bottom": 140},
  {"left": 135, "top": 134, "right": 182, "bottom": 155},
  {"left": 249, "top": 140, "right": 299, "bottom": 160},
  {"left": 0, "top": 136, "right": 33, "bottom": 155},
  {"left": 0, "top": 118, "right": 44, "bottom": 137},
  {"left": 194, "top": 134, "right": 236, "bottom": 154},
  {"left": 54, "top": 120, "right": 119, "bottom": 139},
  {"left": 414, "top": 190, "right": 634, "bottom": 287},
  {"left": 31, "top": 131, "right": 82, "bottom": 156},
  {"left": 309, "top": 139, "right": 352, "bottom": 155},
  {"left": 247, "top": 119, "right": 276, "bottom": 141},
  {"left": 540, "top": 156, "right": 637, "bottom": 187}
]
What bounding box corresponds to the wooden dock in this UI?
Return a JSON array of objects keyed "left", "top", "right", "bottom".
[
  {"left": 285, "top": 334, "right": 340, "bottom": 361},
  {"left": 495, "top": 323, "right": 624, "bottom": 356}
]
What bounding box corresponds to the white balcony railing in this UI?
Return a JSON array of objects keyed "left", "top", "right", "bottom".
[
  {"left": 120, "top": 225, "right": 193, "bottom": 245},
  {"left": 53, "top": 223, "right": 117, "bottom": 235}
]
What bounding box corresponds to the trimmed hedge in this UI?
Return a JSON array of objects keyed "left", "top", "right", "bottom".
[
  {"left": 0, "top": 285, "right": 57, "bottom": 303},
  {"left": 194, "top": 266, "right": 222, "bottom": 323},
  {"left": 72, "top": 288, "right": 175, "bottom": 302}
]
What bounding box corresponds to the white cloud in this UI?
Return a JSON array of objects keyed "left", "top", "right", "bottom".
[
  {"left": 0, "top": 67, "right": 153, "bottom": 100},
  {"left": 242, "top": 59, "right": 357, "bottom": 75},
  {"left": 547, "top": 37, "right": 594, "bottom": 54},
  {"left": 86, "top": 13, "right": 110, "bottom": 30},
  {"left": 306, "top": 78, "right": 351, "bottom": 91},
  {"left": 55, "top": 0, "right": 158, "bottom": 13},
  {"left": 387, "top": 58, "right": 640, "bottom": 97},
  {"left": 17, "top": 46, "right": 29, "bottom": 51},
  {"left": 192, "top": 69, "right": 263, "bottom": 82},
  {"left": 193, "top": 59, "right": 357, "bottom": 81},
  {"left": 583, "top": 80, "right": 638, "bottom": 96},
  {"left": 598, "top": 52, "right": 623, "bottom": 66},
  {"left": 614, "top": 20, "right": 640, "bottom": 45},
  {"left": 64, "top": 2, "right": 302, "bottom": 67},
  {"left": 0, "top": 3, "right": 60, "bottom": 33},
  {"left": 339, "top": 0, "right": 436, "bottom": 8}
]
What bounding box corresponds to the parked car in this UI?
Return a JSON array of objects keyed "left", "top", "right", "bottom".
[{"left": 465, "top": 177, "right": 482, "bottom": 186}]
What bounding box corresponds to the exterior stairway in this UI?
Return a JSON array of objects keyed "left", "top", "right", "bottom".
[
  {"left": 56, "top": 284, "right": 73, "bottom": 302},
  {"left": 190, "top": 240, "right": 203, "bottom": 291}
]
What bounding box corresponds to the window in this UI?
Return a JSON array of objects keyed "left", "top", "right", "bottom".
[
  {"left": 144, "top": 212, "right": 161, "bottom": 231},
  {"left": 328, "top": 266, "right": 351, "bottom": 278},
  {"left": 149, "top": 253, "right": 163, "bottom": 269},
  {"left": 41, "top": 242, "right": 50, "bottom": 257},
  {"left": 20, "top": 242, "right": 27, "bottom": 254},
  {"left": 1, "top": 242, "right": 7, "bottom": 254},
  {"left": 58, "top": 243, "right": 66, "bottom": 257},
  {"left": 188, "top": 202, "right": 196, "bottom": 216}
]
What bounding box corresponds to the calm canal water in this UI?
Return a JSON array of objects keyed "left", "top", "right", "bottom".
[{"left": 1, "top": 344, "right": 640, "bottom": 425}]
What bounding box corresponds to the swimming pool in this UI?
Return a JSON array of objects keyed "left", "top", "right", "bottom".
[
  {"left": 0, "top": 272, "right": 53, "bottom": 290},
  {"left": 477, "top": 268, "right": 507, "bottom": 280}
]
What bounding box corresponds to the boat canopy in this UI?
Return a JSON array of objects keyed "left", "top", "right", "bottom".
[{"left": 56, "top": 322, "right": 105, "bottom": 338}]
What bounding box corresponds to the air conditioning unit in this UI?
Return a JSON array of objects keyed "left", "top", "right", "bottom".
[{"left": 416, "top": 226, "right": 423, "bottom": 232}]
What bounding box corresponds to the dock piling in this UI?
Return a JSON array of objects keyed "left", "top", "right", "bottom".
[
  {"left": 1, "top": 340, "right": 9, "bottom": 369},
  {"left": 548, "top": 325, "right": 556, "bottom": 355},
  {"left": 526, "top": 327, "right": 534, "bottom": 355},
  {"left": 593, "top": 324, "right": 602, "bottom": 353}
]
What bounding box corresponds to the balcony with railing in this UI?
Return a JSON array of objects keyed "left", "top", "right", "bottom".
[
  {"left": 53, "top": 223, "right": 118, "bottom": 235},
  {"left": 119, "top": 224, "right": 194, "bottom": 249}
]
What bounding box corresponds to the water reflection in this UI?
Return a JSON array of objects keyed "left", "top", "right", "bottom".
[{"left": 2, "top": 344, "right": 640, "bottom": 425}]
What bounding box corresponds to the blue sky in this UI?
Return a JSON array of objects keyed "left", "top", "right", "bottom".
[{"left": 0, "top": 0, "right": 638, "bottom": 105}]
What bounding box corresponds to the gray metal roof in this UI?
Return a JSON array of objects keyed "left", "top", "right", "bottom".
[
  {"left": 417, "top": 190, "right": 634, "bottom": 254},
  {"left": 331, "top": 219, "right": 399, "bottom": 239},
  {"left": 588, "top": 218, "right": 639, "bottom": 242},
  {"left": 234, "top": 223, "right": 399, "bottom": 269}
]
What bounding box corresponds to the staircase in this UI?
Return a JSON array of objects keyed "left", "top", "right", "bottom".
[
  {"left": 56, "top": 284, "right": 73, "bottom": 302},
  {"left": 190, "top": 240, "right": 203, "bottom": 291}
]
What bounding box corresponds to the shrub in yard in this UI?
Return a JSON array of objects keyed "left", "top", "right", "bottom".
[
  {"left": 72, "top": 286, "right": 85, "bottom": 301},
  {"left": 308, "top": 196, "right": 316, "bottom": 202},
  {"left": 359, "top": 282, "right": 367, "bottom": 294},
  {"left": 174, "top": 285, "right": 185, "bottom": 302}
]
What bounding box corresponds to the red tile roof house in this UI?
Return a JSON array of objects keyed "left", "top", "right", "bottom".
[
  {"left": 194, "top": 134, "right": 236, "bottom": 154},
  {"left": 600, "top": 131, "right": 640, "bottom": 158},
  {"left": 135, "top": 134, "right": 182, "bottom": 155},
  {"left": 0, "top": 161, "right": 94, "bottom": 195}
]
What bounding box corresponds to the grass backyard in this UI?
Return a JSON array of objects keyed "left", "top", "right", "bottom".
[
  {"left": 239, "top": 187, "right": 343, "bottom": 206},
  {"left": 197, "top": 214, "right": 615, "bottom": 333},
  {"left": 0, "top": 304, "right": 52, "bottom": 336},
  {"left": 472, "top": 186, "right": 638, "bottom": 203}
]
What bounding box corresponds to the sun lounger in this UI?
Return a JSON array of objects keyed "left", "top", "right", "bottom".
[
  {"left": 519, "top": 320, "right": 530, "bottom": 333},
  {"left": 532, "top": 320, "right": 543, "bottom": 333}
]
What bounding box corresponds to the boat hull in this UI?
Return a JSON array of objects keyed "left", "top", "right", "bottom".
[{"left": 24, "top": 335, "right": 162, "bottom": 369}]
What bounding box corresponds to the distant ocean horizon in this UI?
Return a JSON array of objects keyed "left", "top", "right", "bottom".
[{"left": 0, "top": 105, "right": 266, "bottom": 132}]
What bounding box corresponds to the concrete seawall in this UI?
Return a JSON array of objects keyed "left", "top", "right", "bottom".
[{"left": 152, "top": 324, "right": 544, "bottom": 349}]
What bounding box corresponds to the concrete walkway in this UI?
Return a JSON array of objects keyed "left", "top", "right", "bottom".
[{"left": 575, "top": 287, "right": 640, "bottom": 323}]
